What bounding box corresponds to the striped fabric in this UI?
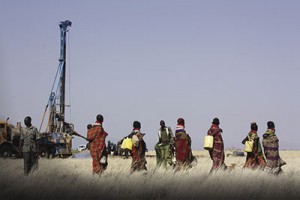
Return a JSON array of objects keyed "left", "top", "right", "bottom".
[
  {"left": 207, "top": 125, "right": 226, "bottom": 172},
  {"left": 262, "top": 130, "right": 286, "bottom": 172}
]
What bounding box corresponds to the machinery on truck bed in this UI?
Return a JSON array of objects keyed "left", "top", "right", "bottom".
[
  {"left": 38, "top": 20, "right": 74, "bottom": 158},
  {"left": 0, "top": 21, "right": 76, "bottom": 159}
]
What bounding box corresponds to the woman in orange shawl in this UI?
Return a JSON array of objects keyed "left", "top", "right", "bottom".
[{"left": 87, "top": 114, "right": 108, "bottom": 174}]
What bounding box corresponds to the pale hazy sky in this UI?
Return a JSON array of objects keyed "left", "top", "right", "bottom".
[{"left": 1, "top": 0, "right": 300, "bottom": 150}]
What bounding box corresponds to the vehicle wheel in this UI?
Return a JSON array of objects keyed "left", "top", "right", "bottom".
[
  {"left": 39, "top": 147, "right": 49, "bottom": 158},
  {"left": 0, "top": 145, "right": 13, "bottom": 158}
]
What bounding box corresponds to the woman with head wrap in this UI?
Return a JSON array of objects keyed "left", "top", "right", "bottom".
[
  {"left": 207, "top": 118, "right": 227, "bottom": 172},
  {"left": 174, "top": 118, "right": 194, "bottom": 171},
  {"left": 87, "top": 114, "right": 108, "bottom": 174},
  {"left": 242, "top": 122, "right": 266, "bottom": 169},
  {"left": 129, "top": 121, "right": 147, "bottom": 173},
  {"left": 262, "top": 121, "right": 286, "bottom": 175}
]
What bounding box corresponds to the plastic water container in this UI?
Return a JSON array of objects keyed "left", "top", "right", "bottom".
[
  {"left": 100, "top": 156, "right": 106, "bottom": 164},
  {"left": 121, "top": 137, "right": 133, "bottom": 150},
  {"left": 204, "top": 135, "right": 214, "bottom": 150},
  {"left": 244, "top": 140, "right": 254, "bottom": 152}
]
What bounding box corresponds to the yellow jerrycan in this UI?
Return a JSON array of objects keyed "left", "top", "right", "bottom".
[
  {"left": 204, "top": 135, "right": 214, "bottom": 150},
  {"left": 121, "top": 137, "right": 133, "bottom": 150},
  {"left": 244, "top": 139, "right": 254, "bottom": 153}
]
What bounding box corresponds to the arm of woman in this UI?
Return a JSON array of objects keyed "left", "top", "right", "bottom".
[
  {"left": 208, "top": 128, "right": 221, "bottom": 136},
  {"left": 242, "top": 136, "right": 248, "bottom": 144}
]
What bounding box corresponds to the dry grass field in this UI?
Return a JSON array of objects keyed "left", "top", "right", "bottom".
[{"left": 1, "top": 150, "right": 300, "bottom": 200}]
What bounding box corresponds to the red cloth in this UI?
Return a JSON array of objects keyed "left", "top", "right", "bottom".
[
  {"left": 87, "top": 125, "right": 108, "bottom": 174},
  {"left": 174, "top": 128, "right": 192, "bottom": 171},
  {"left": 175, "top": 138, "right": 189, "bottom": 162},
  {"left": 177, "top": 118, "right": 185, "bottom": 126},
  {"left": 130, "top": 132, "right": 147, "bottom": 173},
  {"left": 207, "top": 125, "right": 226, "bottom": 171}
]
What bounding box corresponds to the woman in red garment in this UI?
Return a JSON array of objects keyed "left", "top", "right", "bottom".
[
  {"left": 207, "top": 118, "right": 227, "bottom": 172},
  {"left": 87, "top": 114, "right": 108, "bottom": 174}
]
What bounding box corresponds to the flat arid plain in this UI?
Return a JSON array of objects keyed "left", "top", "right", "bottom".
[{"left": 1, "top": 150, "right": 300, "bottom": 200}]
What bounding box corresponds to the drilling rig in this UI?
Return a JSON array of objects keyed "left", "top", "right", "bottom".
[{"left": 39, "top": 20, "right": 74, "bottom": 158}]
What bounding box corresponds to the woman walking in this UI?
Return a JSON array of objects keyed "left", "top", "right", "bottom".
[
  {"left": 242, "top": 122, "right": 266, "bottom": 169},
  {"left": 262, "top": 121, "right": 286, "bottom": 175},
  {"left": 87, "top": 114, "right": 108, "bottom": 174},
  {"left": 174, "top": 118, "right": 194, "bottom": 171},
  {"left": 207, "top": 118, "right": 227, "bottom": 172},
  {"left": 129, "top": 121, "right": 147, "bottom": 173}
]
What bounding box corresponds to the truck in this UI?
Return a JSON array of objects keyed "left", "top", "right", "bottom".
[
  {"left": 0, "top": 119, "right": 22, "bottom": 158},
  {"left": 0, "top": 118, "right": 73, "bottom": 159}
]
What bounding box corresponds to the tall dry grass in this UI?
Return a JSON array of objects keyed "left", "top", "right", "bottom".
[{"left": 0, "top": 151, "right": 300, "bottom": 200}]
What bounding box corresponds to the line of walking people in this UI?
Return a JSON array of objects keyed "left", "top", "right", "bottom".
[
  {"left": 18, "top": 114, "right": 286, "bottom": 176},
  {"left": 87, "top": 114, "right": 286, "bottom": 175}
]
